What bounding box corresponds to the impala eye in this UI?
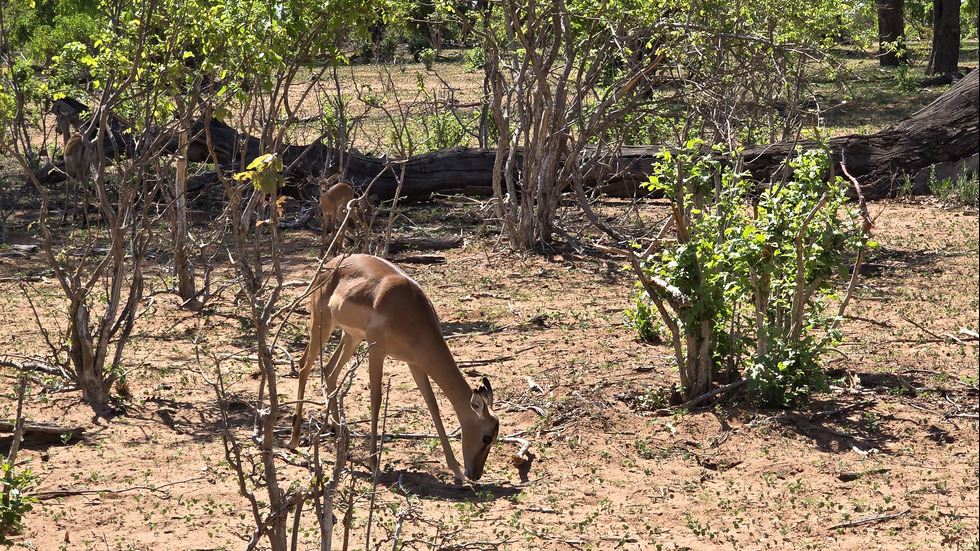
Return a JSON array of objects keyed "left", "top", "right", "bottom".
[{"left": 483, "top": 435, "right": 493, "bottom": 445}]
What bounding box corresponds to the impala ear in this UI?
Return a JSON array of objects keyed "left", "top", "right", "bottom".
[{"left": 470, "top": 377, "right": 494, "bottom": 416}]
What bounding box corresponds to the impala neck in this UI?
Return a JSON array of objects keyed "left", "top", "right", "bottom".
[{"left": 425, "top": 341, "right": 476, "bottom": 421}]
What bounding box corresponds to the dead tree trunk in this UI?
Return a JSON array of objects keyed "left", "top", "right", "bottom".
[
  {"left": 40, "top": 73, "right": 976, "bottom": 204},
  {"left": 588, "top": 70, "right": 978, "bottom": 199},
  {"left": 739, "top": 68, "right": 978, "bottom": 198}
]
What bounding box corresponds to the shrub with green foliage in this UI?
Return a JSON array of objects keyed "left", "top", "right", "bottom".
[
  {"left": 928, "top": 168, "right": 980, "bottom": 208},
  {"left": 1, "top": 459, "right": 37, "bottom": 545},
  {"left": 625, "top": 290, "right": 664, "bottom": 344},
  {"left": 632, "top": 144, "right": 869, "bottom": 408}
]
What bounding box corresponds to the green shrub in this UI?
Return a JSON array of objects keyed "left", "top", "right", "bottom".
[
  {"left": 1, "top": 459, "right": 37, "bottom": 544},
  {"left": 464, "top": 46, "right": 485, "bottom": 72},
  {"left": 929, "top": 168, "right": 979, "bottom": 208},
  {"left": 625, "top": 291, "right": 664, "bottom": 344},
  {"left": 631, "top": 145, "right": 868, "bottom": 408},
  {"left": 418, "top": 48, "right": 436, "bottom": 70}
]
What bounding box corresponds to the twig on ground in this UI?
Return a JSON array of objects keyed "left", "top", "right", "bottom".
[
  {"left": 843, "top": 314, "right": 892, "bottom": 328},
  {"left": 679, "top": 378, "right": 747, "bottom": 409},
  {"left": 828, "top": 508, "right": 910, "bottom": 530},
  {"left": 498, "top": 400, "right": 546, "bottom": 417},
  {"left": 901, "top": 315, "right": 957, "bottom": 343},
  {"left": 35, "top": 477, "right": 206, "bottom": 500},
  {"left": 457, "top": 355, "right": 515, "bottom": 367}
]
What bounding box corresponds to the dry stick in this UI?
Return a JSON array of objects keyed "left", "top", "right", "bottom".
[
  {"left": 502, "top": 435, "right": 532, "bottom": 462},
  {"left": 35, "top": 477, "right": 206, "bottom": 500},
  {"left": 628, "top": 249, "right": 685, "bottom": 383},
  {"left": 324, "top": 350, "right": 361, "bottom": 551},
  {"left": 0, "top": 355, "right": 68, "bottom": 379},
  {"left": 381, "top": 161, "right": 408, "bottom": 257},
  {"left": 790, "top": 193, "right": 829, "bottom": 339},
  {"left": 843, "top": 314, "right": 892, "bottom": 328},
  {"left": 289, "top": 497, "right": 303, "bottom": 551},
  {"left": 310, "top": 400, "right": 327, "bottom": 551},
  {"left": 901, "top": 315, "right": 954, "bottom": 342},
  {"left": 837, "top": 155, "right": 874, "bottom": 321},
  {"left": 3, "top": 376, "right": 27, "bottom": 528},
  {"left": 679, "top": 378, "right": 748, "bottom": 410},
  {"left": 389, "top": 492, "right": 407, "bottom": 550},
  {"left": 808, "top": 399, "right": 875, "bottom": 420},
  {"left": 828, "top": 508, "right": 910, "bottom": 530},
  {"left": 245, "top": 489, "right": 311, "bottom": 551}
]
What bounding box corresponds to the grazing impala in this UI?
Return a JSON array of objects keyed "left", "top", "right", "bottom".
[
  {"left": 63, "top": 133, "right": 90, "bottom": 181},
  {"left": 319, "top": 179, "right": 355, "bottom": 234},
  {"left": 290, "top": 254, "right": 499, "bottom": 482}
]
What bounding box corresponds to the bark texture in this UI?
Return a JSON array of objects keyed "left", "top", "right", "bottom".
[
  {"left": 877, "top": 0, "right": 908, "bottom": 67},
  {"left": 926, "top": 0, "right": 961, "bottom": 75}
]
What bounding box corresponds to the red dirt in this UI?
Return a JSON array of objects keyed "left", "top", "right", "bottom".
[{"left": 1, "top": 197, "right": 977, "bottom": 551}]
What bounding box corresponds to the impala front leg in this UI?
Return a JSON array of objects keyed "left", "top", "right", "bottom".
[
  {"left": 409, "top": 364, "right": 464, "bottom": 483},
  {"left": 323, "top": 333, "right": 359, "bottom": 427}
]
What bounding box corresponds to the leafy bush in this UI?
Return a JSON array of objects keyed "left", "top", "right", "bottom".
[
  {"left": 624, "top": 291, "right": 664, "bottom": 344},
  {"left": 357, "top": 35, "right": 399, "bottom": 64},
  {"left": 464, "top": 46, "right": 485, "bottom": 72},
  {"left": 25, "top": 12, "right": 99, "bottom": 68},
  {"left": 929, "top": 169, "right": 980, "bottom": 208},
  {"left": 1, "top": 459, "right": 37, "bottom": 544},
  {"left": 631, "top": 145, "right": 869, "bottom": 407},
  {"left": 418, "top": 48, "right": 436, "bottom": 70}
]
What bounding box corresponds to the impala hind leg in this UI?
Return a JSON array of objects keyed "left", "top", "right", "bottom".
[
  {"left": 322, "top": 333, "right": 359, "bottom": 428},
  {"left": 290, "top": 332, "right": 359, "bottom": 449},
  {"left": 408, "top": 364, "right": 464, "bottom": 483}
]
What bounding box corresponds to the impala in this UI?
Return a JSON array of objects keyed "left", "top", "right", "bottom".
[
  {"left": 319, "top": 179, "right": 355, "bottom": 235},
  {"left": 289, "top": 254, "right": 499, "bottom": 482},
  {"left": 63, "top": 133, "right": 89, "bottom": 181}
]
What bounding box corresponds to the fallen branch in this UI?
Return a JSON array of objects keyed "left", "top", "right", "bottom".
[
  {"left": 0, "top": 420, "right": 85, "bottom": 440},
  {"left": 843, "top": 314, "right": 892, "bottom": 328},
  {"left": 35, "top": 476, "right": 206, "bottom": 500},
  {"left": 679, "top": 378, "right": 747, "bottom": 409},
  {"left": 808, "top": 399, "right": 875, "bottom": 420},
  {"left": 901, "top": 315, "right": 945, "bottom": 339},
  {"left": 457, "top": 355, "right": 515, "bottom": 367},
  {"left": 501, "top": 434, "right": 532, "bottom": 462},
  {"left": 828, "top": 508, "right": 910, "bottom": 530}
]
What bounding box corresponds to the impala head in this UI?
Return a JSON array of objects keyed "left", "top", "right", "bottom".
[{"left": 461, "top": 377, "right": 498, "bottom": 481}]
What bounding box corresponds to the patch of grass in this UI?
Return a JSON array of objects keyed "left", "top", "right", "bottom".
[
  {"left": 814, "top": 39, "right": 951, "bottom": 136},
  {"left": 929, "top": 170, "right": 979, "bottom": 208}
]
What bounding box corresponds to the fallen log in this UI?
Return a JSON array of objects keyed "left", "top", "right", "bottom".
[
  {"left": 37, "top": 70, "right": 977, "bottom": 201},
  {"left": 0, "top": 420, "right": 85, "bottom": 441},
  {"left": 192, "top": 69, "right": 980, "bottom": 201},
  {"left": 740, "top": 68, "right": 978, "bottom": 198}
]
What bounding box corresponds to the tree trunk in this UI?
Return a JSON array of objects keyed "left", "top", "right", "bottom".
[
  {"left": 173, "top": 126, "right": 196, "bottom": 304},
  {"left": 926, "top": 0, "right": 961, "bottom": 75},
  {"left": 877, "top": 0, "right": 908, "bottom": 66},
  {"left": 70, "top": 300, "right": 110, "bottom": 406}
]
